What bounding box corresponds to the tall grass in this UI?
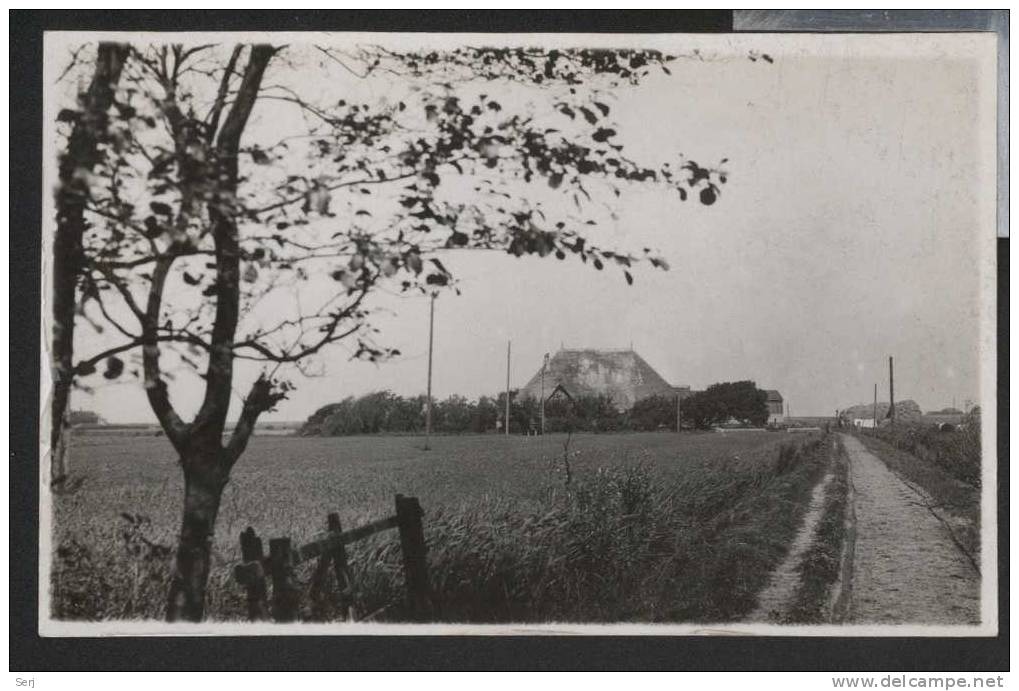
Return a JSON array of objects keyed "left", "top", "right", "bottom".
[
  {"left": 51, "top": 432, "right": 828, "bottom": 623},
  {"left": 246, "top": 436, "right": 832, "bottom": 623}
]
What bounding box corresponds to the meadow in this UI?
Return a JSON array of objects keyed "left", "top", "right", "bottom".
[{"left": 51, "top": 430, "right": 831, "bottom": 623}]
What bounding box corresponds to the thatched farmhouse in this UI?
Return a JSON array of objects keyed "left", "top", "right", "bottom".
[{"left": 518, "top": 348, "right": 692, "bottom": 411}]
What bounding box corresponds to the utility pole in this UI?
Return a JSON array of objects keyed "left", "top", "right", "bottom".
[
  {"left": 424, "top": 293, "right": 435, "bottom": 450},
  {"left": 888, "top": 356, "right": 896, "bottom": 425},
  {"left": 676, "top": 392, "right": 682, "bottom": 433},
  {"left": 540, "top": 352, "right": 549, "bottom": 435},
  {"left": 505, "top": 340, "right": 511, "bottom": 436},
  {"left": 873, "top": 383, "right": 877, "bottom": 429}
]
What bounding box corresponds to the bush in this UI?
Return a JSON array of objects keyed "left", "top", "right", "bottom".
[
  {"left": 682, "top": 381, "right": 769, "bottom": 429},
  {"left": 629, "top": 394, "right": 678, "bottom": 431}
]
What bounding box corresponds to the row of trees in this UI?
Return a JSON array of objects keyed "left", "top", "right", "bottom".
[{"left": 300, "top": 381, "right": 770, "bottom": 436}]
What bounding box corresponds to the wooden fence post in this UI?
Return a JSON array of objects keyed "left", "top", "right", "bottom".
[
  {"left": 269, "top": 537, "right": 299, "bottom": 623},
  {"left": 327, "top": 512, "right": 355, "bottom": 620},
  {"left": 235, "top": 527, "right": 268, "bottom": 621},
  {"left": 395, "top": 494, "right": 432, "bottom": 620}
]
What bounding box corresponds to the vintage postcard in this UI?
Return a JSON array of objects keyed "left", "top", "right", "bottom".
[{"left": 38, "top": 29, "right": 998, "bottom": 637}]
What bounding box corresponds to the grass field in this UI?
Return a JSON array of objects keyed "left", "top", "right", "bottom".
[{"left": 51, "top": 430, "right": 830, "bottom": 623}]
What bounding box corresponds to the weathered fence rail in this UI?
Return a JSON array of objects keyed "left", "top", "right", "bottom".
[{"left": 234, "top": 493, "right": 433, "bottom": 623}]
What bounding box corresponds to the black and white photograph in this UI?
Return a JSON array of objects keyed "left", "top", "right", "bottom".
[{"left": 34, "top": 24, "right": 999, "bottom": 639}]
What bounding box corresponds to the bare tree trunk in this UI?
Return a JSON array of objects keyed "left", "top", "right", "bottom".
[
  {"left": 51, "top": 43, "right": 128, "bottom": 486},
  {"left": 165, "top": 446, "right": 228, "bottom": 622}
]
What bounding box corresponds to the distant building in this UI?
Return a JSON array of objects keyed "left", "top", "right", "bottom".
[
  {"left": 519, "top": 348, "right": 688, "bottom": 411},
  {"left": 765, "top": 390, "right": 784, "bottom": 424}
]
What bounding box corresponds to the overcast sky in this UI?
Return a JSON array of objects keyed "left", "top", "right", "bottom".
[{"left": 50, "top": 33, "right": 996, "bottom": 422}]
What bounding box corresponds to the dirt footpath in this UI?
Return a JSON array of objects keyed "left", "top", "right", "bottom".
[{"left": 841, "top": 434, "right": 980, "bottom": 624}]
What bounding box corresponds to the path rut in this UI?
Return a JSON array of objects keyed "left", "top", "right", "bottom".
[
  {"left": 747, "top": 471, "right": 833, "bottom": 622},
  {"left": 841, "top": 434, "right": 980, "bottom": 624}
]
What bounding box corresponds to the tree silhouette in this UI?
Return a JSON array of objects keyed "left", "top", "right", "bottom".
[
  {"left": 50, "top": 42, "right": 129, "bottom": 488},
  {"left": 54, "top": 40, "right": 734, "bottom": 621},
  {"left": 682, "top": 381, "right": 769, "bottom": 429}
]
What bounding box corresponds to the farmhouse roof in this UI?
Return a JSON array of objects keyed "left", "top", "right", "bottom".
[
  {"left": 765, "top": 389, "right": 783, "bottom": 402},
  {"left": 518, "top": 348, "right": 679, "bottom": 410}
]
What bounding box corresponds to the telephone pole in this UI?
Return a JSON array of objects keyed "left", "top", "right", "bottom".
[
  {"left": 676, "top": 392, "right": 682, "bottom": 433},
  {"left": 505, "top": 340, "right": 511, "bottom": 436},
  {"left": 873, "top": 383, "right": 877, "bottom": 429},
  {"left": 540, "top": 352, "right": 549, "bottom": 435},
  {"left": 424, "top": 293, "right": 435, "bottom": 450},
  {"left": 888, "top": 356, "right": 896, "bottom": 425}
]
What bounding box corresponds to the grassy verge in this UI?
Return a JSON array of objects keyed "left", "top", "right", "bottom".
[
  {"left": 854, "top": 433, "right": 980, "bottom": 562},
  {"left": 861, "top": 419, "right": 980, "bottom": 487},
  {"left": 783, "top": 436, "right": 849, "bottom": 624}
]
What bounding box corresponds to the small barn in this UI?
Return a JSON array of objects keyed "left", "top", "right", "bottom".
[{"left": 765, "top": 390, "right": 784, "bottom": 424}]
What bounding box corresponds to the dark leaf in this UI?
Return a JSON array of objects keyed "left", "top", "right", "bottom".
[
  {"left": 578, "top": 106, "right": 598, "bottom": 125},
  {"left": 592, "top": 128, "right": 616, "bottom": 143},
  {"left": 149, "top": 201, "right": 172, "bottom": 216},
  {"left": 56, "top": 109, "right": 79, "bottom": 123},
  {"left": 143, "top": 216, "right": 162, "bottom": 238},
  {"left": 624, "top": 270, "right": 633, "bottom": 285},
  {"left": 103, "top": 356, "right": 124, "bottom": 380},
  {"left": 594, "top": 102, "right": 610, "bottom": 116}
]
